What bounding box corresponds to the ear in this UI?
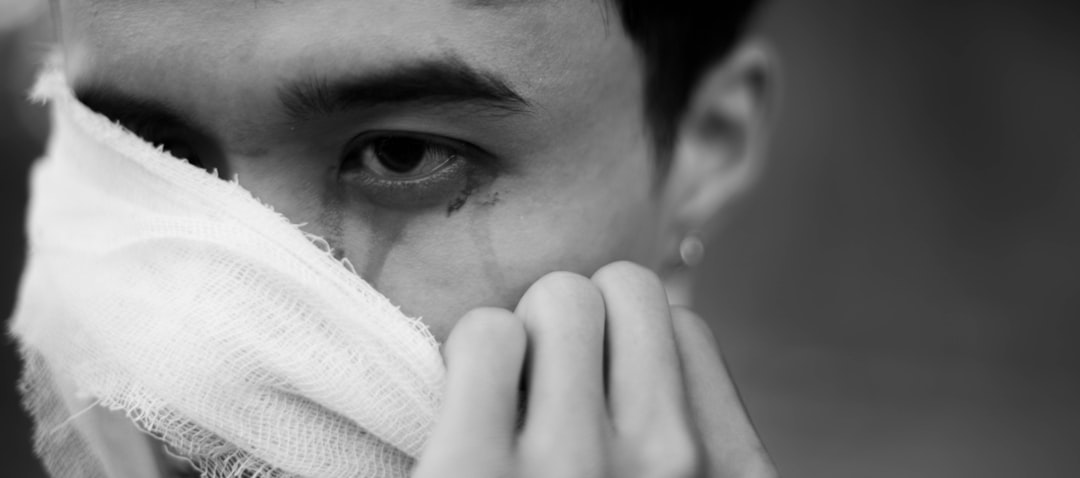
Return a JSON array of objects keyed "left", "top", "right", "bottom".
[{"left": 659, "top": 41, "right": 777, "bottom": 264}]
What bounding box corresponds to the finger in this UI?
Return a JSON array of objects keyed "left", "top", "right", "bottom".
[
  {"left": 514, "top": 271, "right": 609, "bottom": 452},
  {"left": 414, "top": 308, "right": 525, "bottom": 477},
  {"left": 591, "top": 261, "right": 687, "bottom": 434},
  {"left": 671, "top": 307, "right": 778, "bottom": 478}
]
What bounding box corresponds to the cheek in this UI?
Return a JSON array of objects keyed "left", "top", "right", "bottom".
[{"left": 360, "top": 156, "right": 660, "bottom": 343}]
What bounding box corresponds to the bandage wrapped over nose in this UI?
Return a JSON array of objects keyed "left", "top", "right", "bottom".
[{"left": 9, "top": 65, "right": 445, "bottom": 477}]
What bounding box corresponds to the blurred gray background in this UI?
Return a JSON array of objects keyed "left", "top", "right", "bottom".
[{"left": 3, "top": 0, "right": 1079, "bottom": 476}]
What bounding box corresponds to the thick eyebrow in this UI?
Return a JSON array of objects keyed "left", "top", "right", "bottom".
[{"left": 278, "top": 55, "right": 533, "bottom": 122}]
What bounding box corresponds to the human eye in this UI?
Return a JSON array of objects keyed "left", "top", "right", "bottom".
[{"left": 339, "top": 132, "right": 486, "bottom": 209}]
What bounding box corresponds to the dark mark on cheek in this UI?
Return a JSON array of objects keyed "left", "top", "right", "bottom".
[
  {"left": 479, "top": 192, "right": 500, "bottom": 207},
  {"left": 447, "top": 167, "right": 502, "bottom": 216},
  {"left": 446, "top": 170, "right": 480, "bottom": 216},
  {"left": 358, "top": 207, "right": 407, "bottom": 286},
  {"left": 465, "top": 188, "right": 507, "bottom": 305}
]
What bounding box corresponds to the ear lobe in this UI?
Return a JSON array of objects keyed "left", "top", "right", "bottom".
[{"left": 662, "top": 41, "right": 777, "bottom": 243}]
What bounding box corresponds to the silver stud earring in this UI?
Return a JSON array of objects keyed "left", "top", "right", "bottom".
[{"left": 678, "top": 235, "right": 706, "bottom": 268}]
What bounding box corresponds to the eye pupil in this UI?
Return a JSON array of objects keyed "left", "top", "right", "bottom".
[{"left": 374, "top": 137, "right": 426, "bottom": 173}]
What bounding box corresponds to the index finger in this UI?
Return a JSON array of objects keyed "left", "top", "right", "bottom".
[
  {"left": 591, "top": 261, "right": 688, "bottom": 435},
  {"left": 671, "top": 307, "right": 778, "bottom": 478}
]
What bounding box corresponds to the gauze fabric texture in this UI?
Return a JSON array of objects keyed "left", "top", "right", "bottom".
[{"left": 9, "top": 65, "right": 446, "bottom": 478}]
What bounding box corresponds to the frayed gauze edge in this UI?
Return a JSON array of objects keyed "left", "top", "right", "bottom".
[{"left": 9, "top": 62, "right": 446, "bottom": 478}]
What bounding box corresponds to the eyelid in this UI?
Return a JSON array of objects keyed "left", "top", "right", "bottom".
[
  {"left": 340, "top": 130, "right": 495, "bottom": 175},
  {"left": 345, "top": 130, "right": 489, "bottom": 158},
  {"left": 339, "top": 130, "right": 498, "bottom": 210}
]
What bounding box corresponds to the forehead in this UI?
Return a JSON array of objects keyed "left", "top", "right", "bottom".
[{"left": 59, "top": 0, "right": 634, "bottom": 107}]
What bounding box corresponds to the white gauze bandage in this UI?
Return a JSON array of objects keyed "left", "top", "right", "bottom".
[{"left": 9, "top": 66, "right": 446, "bottom": 477}]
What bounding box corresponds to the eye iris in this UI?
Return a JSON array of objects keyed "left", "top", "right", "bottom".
[{"left": 374, "top": 137, "right": 427, "bottom": 173}]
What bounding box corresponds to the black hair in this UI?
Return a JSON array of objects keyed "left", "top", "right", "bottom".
[
  {"left": 611, "top": 0, "right": 763, "bottom": 160},
  {"left": 52, "top": 0, "right": 761, "bottom": 162}
]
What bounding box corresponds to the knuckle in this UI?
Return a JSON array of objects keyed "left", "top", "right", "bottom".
[
  {"left": 446, "top": 307, "right": 526, "bottom": 358},
  {"left": 591, "top": 260, "right": 663, "bottom": 292},
  {"left": 531, "top": 271, "right": 602, "bottom": 304},
  {"left": 518, "top": 271, "right": 605, "bottom": 327}
]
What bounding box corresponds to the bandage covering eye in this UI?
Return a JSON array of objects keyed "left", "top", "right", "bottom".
[{"left": 9, "top": 62, "right": 446, "bottom": 478}]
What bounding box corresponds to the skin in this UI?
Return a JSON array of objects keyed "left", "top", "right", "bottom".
[{"left": 55, "top": 0, "right": 777, "bottom": 475}]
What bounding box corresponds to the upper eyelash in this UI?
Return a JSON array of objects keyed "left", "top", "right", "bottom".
[{"left": 343, "top": 131, "right": 493, "bottom": 167}]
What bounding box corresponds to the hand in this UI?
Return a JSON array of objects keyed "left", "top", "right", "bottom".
[{"left": 412, "top": 261, "right": 778, "bottom": 478}]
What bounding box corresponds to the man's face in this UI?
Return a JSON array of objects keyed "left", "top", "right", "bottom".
[{"left": 60, "top": 0, "right": 664, "bottom": 340}]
